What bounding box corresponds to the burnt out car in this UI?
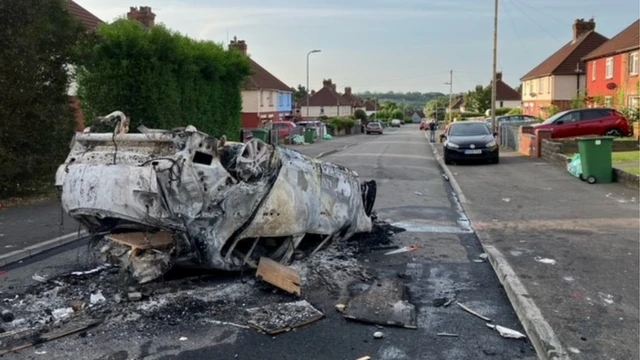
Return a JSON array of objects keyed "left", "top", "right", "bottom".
[{"left": 56, "top": 111, "right": 377, "bottom": 283}]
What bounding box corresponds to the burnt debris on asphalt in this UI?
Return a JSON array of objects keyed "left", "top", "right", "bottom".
[{"left": 55, "top": 111, "right": 378, "bottom": 283}]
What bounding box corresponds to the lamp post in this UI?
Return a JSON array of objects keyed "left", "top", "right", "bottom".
[
  {"left": 306, "top": 49, "right": 321, "bottom": 118},
  {"left": 444, "top": 70, "right": 453, "bottom": 122}
]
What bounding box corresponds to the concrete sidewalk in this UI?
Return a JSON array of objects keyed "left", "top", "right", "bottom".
[
  {"left": 432, "top": 144, "right": 639, "bottom": 359},
  {"left": 0, "top": 134, "right": 370, "bottom": 266}
]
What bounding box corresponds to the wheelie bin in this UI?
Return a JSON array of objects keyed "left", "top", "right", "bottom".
[
  {"left": 251, "top": 129, "right": 269, "bottom": 142},
  {"left": 304, "top": 128, "right": 316, "bottom": 144},
  {"left": 577, "top": 136, "right": 614, "bottom": 184}
]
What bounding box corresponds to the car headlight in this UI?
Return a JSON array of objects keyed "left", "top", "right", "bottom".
[
  {"left": 446, "top": 142, "right": 459, "bottom": 149},
  {"left": 486, "top": 140, "right": 497, "bottom": 147}
]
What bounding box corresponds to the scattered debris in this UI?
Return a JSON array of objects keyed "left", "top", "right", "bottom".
[
  {"left": 414, "top": 191, "right": 423, "bottom": 196},
  {"left": 442, "top": 174, "right": 449, "bottom": 182},
  {"left": 486, "top": 323, "right": 526, "bottom": 339},
  {"left": 68, "top": 300, "right": 85, "bottom": 312},
  {"left": 373, "top": 331, "right": 385, "bottom": 339},
  {"left": 1, "top": 310, "right": 15, "bottom": 323},
  {"left": 534, "top": 257, "right": 557, "bottom": 265},
  {"left": 179, "top": 336, "right": 188, "bottom": 341},
  {"left": 456, "top": 302, "right": 492, "bottom": 322},
  {"left": 432, "top": 298, "right": 449, "bottom": 307},
  {"left": 52, "top": 308, "right": 73, "bottom": 321},
  {"left": 245, "top": 300, "right": 324, "bottom": 335},
  {"left": 478, "top": 253, "right": 488, "bottom": 260},
  {"left": 437, "top": 332, "right": 459, "bottom": 337},
  {"left": 443, "top": 299, "right": 454, "bottom": 307},
  {"left": 502, "top": 198, "right": 510, "bottom": 202},
  {"left": 89, "top": 291, "right": 106, "bottom": 305},
  {"left": 70, "top": 265, "right": 111, "bottom": 276},
  {"left": 35, "top": 350, "right": 47, "bottom": 355},
  {"left": 127, "top": 292, "right": 143, "bottom": 301},
  {"left": 343, "top": 278, "right": 417, "bottom": 329},
  {"left": 0, "top": 319, "right": 102, "bottom": 356},
  {"left": 202, "top": 319, "right": 250, "bottom": 330},
  {"left": 384, "top": 245, "right": 418, "bottom": 255},
  {"left": 56, "top": 114, "right": 378, "bottom": 283},
  {"left": 473, "top": 259, "right": 484, "bottom": 263},
  {"left": 335, "top": 303, "right": 346, "bottom": 313},
  {"left": 31, "top": 274, "right": 48, "bottom": 284},
  {"left": 369, "top": 245, "right": 399, "bottom": 251},
  {"left": 355, "top": 357, "right": 371, "bottom": 360},
  {"left": 256, "top": 257, "right": 301, "bottom": 296}
]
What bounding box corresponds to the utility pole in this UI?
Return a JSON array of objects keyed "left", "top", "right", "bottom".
[
  {"left": 491, "top": 0, "right": 499, "bottom": 132},
  {"left": 306, "top": 50, "right": 321, "bottom": 118},
  {"left": 444, "top": 70, "right": 453, "bottom": 122}
]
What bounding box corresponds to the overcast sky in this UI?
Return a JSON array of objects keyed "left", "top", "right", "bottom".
[{"left": 77, "top": 0, "right": 640, "bottom": 94}]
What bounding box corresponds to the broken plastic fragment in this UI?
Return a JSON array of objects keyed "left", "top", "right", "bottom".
[
  {"left": 457, "top": 302, "right": 492, "bottom": 322},
  {"left": 486, "top": 323, "right": 526, "bottom": 339},
  {"left": 436, "top": 332, "right": 459, "bottom": 337},
  {"left": 534, "top": 256, "right": 557, "bottom": 265},
  {"left": 90, "top": 291, "right": 106, "bottom": 305},
  {"left": 52, "top": 307, "right": 74, "bottom": 320},
  {"left": 384, "top": 245, "right": 418, "bottom": 255},
  {"left": 373, "top": 331, "right": 384, "bottom": 339}
]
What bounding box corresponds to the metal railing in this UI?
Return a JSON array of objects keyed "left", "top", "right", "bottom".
[{"left": 498, "top": 121, "right": 537, "bottom": 150}]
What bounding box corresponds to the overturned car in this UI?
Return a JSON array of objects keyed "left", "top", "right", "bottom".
[{"left": 56, "top": 112, "right": 376, "bottom": 283}]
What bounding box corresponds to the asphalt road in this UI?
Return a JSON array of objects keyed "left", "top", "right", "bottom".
[{"left": 0, "top": 125, "right": 535, "bottom": 359}]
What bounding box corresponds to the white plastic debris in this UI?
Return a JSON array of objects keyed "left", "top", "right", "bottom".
[
  {"left": 52, "top": 307, "right": 74, "bottom": 320},
  {"left": 90, "top": 291, "right": 106, "bottom": 304},
  {"left": 32, "top": 274, "right": 49, "bottom": 283},
  {"left": 179, "top": 337, "right": 188, "bottom": 341},
  {"left": 71, "top": 264, "right": 111, "bottom": 276},
  {"left": 502, "top": 198, "right": 510, "bottom": 202},
  {"left": 486, "top": 323, "right": 526, "bottom": 339},
  {"left": 373, "top": 331, "right": 384, "bottom": 339},
  {"left": 35, "top": 351, "right": 47, "bottom": 355},
  {"left": 414, "top": 191, "right": 423, "bottom": 196},
  {"left": 457, "top": 302, "right": 492, "bottom": 322},
  {"left": 534, "top": 256, "right": 557, "bottom": 265},
  {"left": 478, "top": 253, "right": 488, "bottom": 260}
]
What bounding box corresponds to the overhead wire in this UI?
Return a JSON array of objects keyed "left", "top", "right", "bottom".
[
  {"left": 507, "top": 0, "right": 564, "bottom": 44},
  {"left": 511, "top": 0, "right": 571, "bottom": 26},
  {"left": 501, "top": 0, "right": 533, "bottom": 59}
]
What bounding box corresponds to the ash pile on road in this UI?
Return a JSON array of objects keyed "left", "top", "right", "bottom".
[
  {"left": 0, "top": 219, "right": 400, "bottom": 352},
  {"left": 349, "top": 213, "right": 406, "bottom": 253}
]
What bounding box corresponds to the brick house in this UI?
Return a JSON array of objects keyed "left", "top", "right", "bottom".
[
  {"left": 582, "top": 19, "right": 640, "bottom": 109},
  {"left": 490, "top": 72, "right": 521, "bottom": 109},
  {"left": 300, "top": 79, "right": 352, "bottom": 118},
  {"left": 520, "top": 18, "right": 608, "bottom": 117},
  {"left": 363, "top": 98, "right": 381, "bottom": 117},
  {"left": 229, "top": 38, "right": 293, "bottom": 128},
  {"left": 341, "top": 87, "right": 366, "bottom": 113},
  {"left": 65, "top": 0, "right": 104, "bottom": 130},
  {"left": 447, "top": 97, "right": 466, "bottom": 113}
]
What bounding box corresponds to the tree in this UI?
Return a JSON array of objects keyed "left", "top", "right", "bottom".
[
  {"left": 464, "top": 85, "right": 491, "bottom": 114},
  {"left": 571, "top": 90, "right": 588, "bottom": 109},
  {"left": 292, "top": 85, "right": 308, "bottom": 104},
  {"left": 424, "top": 96, "right": 449, "bottom": 120},
  {"left": 391, "top": 109, "right": 404, "bottom": 120},
  {"left": 354, "top": 108, "right": 367, "bottom": 122},
  {"left": 0, "top": 0, "right": 87, "bottom": 197},
  {"left": 381, "top": 101, "right": 398, "bottom": 112}
]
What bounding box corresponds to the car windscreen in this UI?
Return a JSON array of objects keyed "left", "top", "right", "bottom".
[
  {"left": 541, "top": 110, "right": 572, "bottom": 124},
  {"left": 369, "top": 123, "right": 381, "bottom": 127},
  {"left": 448, "top": 123, "right": 491, "bottom": 136}
]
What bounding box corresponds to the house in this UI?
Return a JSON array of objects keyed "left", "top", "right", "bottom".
[
  {"left": 582, "top": 19, "right": 639, "bottom": 109},
  {"left": 447, "top": 97, "right": 465, "bottom": 113},
  {"left": 363, "top": 98, "right": 381, "bottom": 117},
  {"left": 488, "top": 72, "right": 521, "bottom": 109},
  {"left": 300, "top": 79, "right": 352, "bottom": 118},
  {"left": 229, "top": 38, "right": 293, "bottom": 128},
  {"left": 409, "top": 111, "right": 426, "bottom": 123},
  {"left": 521, "top": 18, "right": 609, "bottom": 117},
  {"left": 341, "top": 87, "right": 365, "bottom": 113},
  {"left": 65, "top": 0, "right": 105, "bottom": 130}
]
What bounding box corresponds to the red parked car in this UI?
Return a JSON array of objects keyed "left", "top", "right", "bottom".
[
  {"left": 533, "top": 108, "right": 632, "bottom": 138},
  {"left": 271, "top": 121, "right": 297, "bottom": 140}
]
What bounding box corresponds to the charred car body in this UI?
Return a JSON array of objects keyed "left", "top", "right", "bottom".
[{"left": 56, "top": 112, "right": 377, "bottom": 283}]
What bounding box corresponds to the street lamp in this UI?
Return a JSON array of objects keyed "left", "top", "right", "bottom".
[
  {"left": 306, "top": 49, "right": 321, "bottom": 118},
  {"left": 444, "top": 70, "right": 453, "bottom": 122}
]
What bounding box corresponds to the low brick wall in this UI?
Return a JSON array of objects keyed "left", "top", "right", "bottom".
[
  {"left": 519, "top": 133, "right": 535, "bottom": 156},
  {"left": 541, "top": 139, "right": 570, "bottom": 165},
  {"left": 542, "top": 137, "right": 639, "bottom": 156}
]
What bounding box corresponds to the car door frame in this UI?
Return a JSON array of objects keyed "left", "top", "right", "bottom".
[
  {"left": 551, "top": 110, "right": 581, "bottom": 138},
  {"left": 577, "top": 109, "right": 607, "bottom": 136}
]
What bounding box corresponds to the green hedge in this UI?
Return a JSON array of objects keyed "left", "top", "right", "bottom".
[{"left": 78, "top": 19, "right": 251, "bottom": 139}]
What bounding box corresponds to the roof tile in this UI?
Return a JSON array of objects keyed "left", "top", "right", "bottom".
[
  {"left": 65, "top": 0, "right": 103, "bottom": 31},
  {"left": 583, "top": 20, "right": 640, "bottom": 60},
  {"left": 244, "top": 58, "right": 292, "bottom": 92}
]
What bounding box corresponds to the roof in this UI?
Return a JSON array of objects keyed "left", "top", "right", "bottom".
[
  {"left": 487, "top": 80, "right": 521, "bottom": 101},
  {"left": 342, "top": 92, "right": 364, "bottom": 107},
  {"left": 65, "top": 0, "right": 103, "bottom": 31},
  {"left": 521, "top": 31, "right": 609, "bottom": 80},
  {"left": 244, "top": 58, "right": 292, "bottom": 92},
  {"left": 413, "top": 110, "right": 426, "bottom": 118},
  {"left": 583, "top": 20, "right": 640, "bottom": 61},
  {"left": 448, "top": 97, "right": 464, "bottom": 109},
  {"left": 363, "top": 99, "right": 380, "bottom": 111},
  {"left": 304, "top": 87, "right": 352, "bottom": 107}
]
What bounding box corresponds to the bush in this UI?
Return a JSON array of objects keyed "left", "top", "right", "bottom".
[
  {"left": 354, "top": 109, "right": 367, "bottom": 122},
  {"left": 495, "top": 108, "right": 513, "bottom": 116},
  {"left": 0, "top": 0, "right": 86, "bottom": 198},
  {"left": 78, "top": 19, "right": 251, "bottom": 140},
  {"left": 507, "top": 108, "right": 523, "bottom": 115},
  {"left": 459, "top": 111, "right": 485, "bottom": 118}
]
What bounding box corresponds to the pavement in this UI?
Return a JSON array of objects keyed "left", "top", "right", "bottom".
[
  {"left": 0, "top": 133, "right": 374, "bottom": 266},
  {"left": 0, "top": 125, "right": 536, "bottom": 359},
  {"left": 431, "top": 138, "right": 640, "bottom": 359}
]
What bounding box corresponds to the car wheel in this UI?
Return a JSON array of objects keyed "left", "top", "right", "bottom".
[
  {"left": 605, "top": 128, "right": 622, "bottom": 137},
  {"left": 366, "top": 131, "right": 370, "bottom": 134}
]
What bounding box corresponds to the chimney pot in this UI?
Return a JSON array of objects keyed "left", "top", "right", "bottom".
[
  {"left": 573, "top": 17, "right": 596, "bottom": 41},
  {"left": 496, "top": 72, "right": 502, "bottom": 81},
  {"left": 127, "top": 6, "right": 156, "bottom": 29},
  {"left": 345, "top": 87, "right": 352, "bottom": 94},
  {"left": 229, "top": 37, "right": 248, "bottom": 55}
]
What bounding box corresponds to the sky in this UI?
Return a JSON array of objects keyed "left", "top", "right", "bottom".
[{"left": 78, "top": 0, "right": 639, "bottom": 94}]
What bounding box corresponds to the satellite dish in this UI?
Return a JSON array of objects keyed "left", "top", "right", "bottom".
[{"left": 606, "top": 82, "right": 617, "bottom": 90}]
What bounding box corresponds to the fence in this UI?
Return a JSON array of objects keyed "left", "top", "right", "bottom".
[{"left": 499, "top": 121, "right": 537, "bottom": 150}]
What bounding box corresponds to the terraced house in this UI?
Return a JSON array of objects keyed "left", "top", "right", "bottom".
[
  {"left": 582, "top": 19, "right": 640, "bottom": 109},
  {"left": 229, "top": 38, "right": 293, "bottom": 128},
  {"left": 520, "top": 18, "right": 608, "bottom": 117}
]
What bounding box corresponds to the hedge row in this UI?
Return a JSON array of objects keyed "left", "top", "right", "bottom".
[{"left": 78, "top": 19, "right": 251, "bottom": 139}]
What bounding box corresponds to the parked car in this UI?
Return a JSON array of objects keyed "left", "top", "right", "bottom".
[
  {"left": 497, "top": 115, "right": 540, "bottom": 123},
  {"left": 442, "top": 121, "right": 499, "bottom": 164},
  {"left": 420, "top": 120, "right": 428, "bottom": 130},
  {"left": 533, "top": 108, "right": 631, "bottom": 138},
  {"left": 271, "top": 121, "right": 297, "bottom": 140},
  {"left": 365, "top": 122, "right": 384, "bottom": 135},
  {"left": 390, "top": 119, "right": 401, "bottom": 127}
]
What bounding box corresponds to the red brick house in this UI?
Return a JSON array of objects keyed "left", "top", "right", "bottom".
[
  {"left": 520, "top": 18, "right": 608, "bottom": 117},
  {"left": 65, "top": 0, "right": 104, "bottom": 130},
  {"left": 229, "top": 39, "right": 294, "bottom": 128},
  {"left": 582, "top": 19, "right": 639, "bottom": 109},
  {"left": 300, "top": 79, "right": 353, "bottom": 119}
]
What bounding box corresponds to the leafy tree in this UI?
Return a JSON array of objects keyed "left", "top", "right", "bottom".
[
  {"left": 391, "top": 109, "right": 404, "bottom": 120},
  {"left": 292, "top": 85, "right": 308, "bottom": 104},
  {"left": 353, "top": 109, "right": 367, "bottom": 122},
  {"left": 571, "top": 90, "right": 588, "bottom": 109},
  {"left": 376, "top": 109, "right": 390, "bottom": 119},
  {"left": 424, "top": 96, "right": 449, "bottom": 120},
  {"left": 0, "top": 0, "right": 87, "bottom": 197},
  {"left": 464, "top": 85, "right": 491, "bottom": 114},
  {"left": 381, "top": 101, "right": 398, "bottom": 112},
  {"left": 358, "top": 91, "right": 445, "bottom": 108},
  {"left": 78, "top": 19, "right": 251, "bottom": 139}
]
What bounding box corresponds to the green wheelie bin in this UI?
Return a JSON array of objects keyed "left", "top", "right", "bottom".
[
  {"left": 304, "top": 128, "right": 316, "bottom": 144},
  {"left": 251, "top": 129, "right": 269, "bottom": 142},
  {"left": 577, "top": 136, "right": 614, "bottom": 184}
]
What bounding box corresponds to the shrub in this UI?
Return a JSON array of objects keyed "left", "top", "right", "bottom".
[
  {"left": 495, "top": 108, "right": 513, "bottom": 116},
  {"left": 78, "top": 19, "right": 251, "bottom": 140},
  {"left": 507, "top": 108, "right": 523, "bottom": 115},
  {"left": 354, "top": 109, "right": 367, "bottom": 122}
]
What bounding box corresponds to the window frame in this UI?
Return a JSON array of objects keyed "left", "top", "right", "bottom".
[
  {"left": 605, "top": 57, "right": 614, "bottom": 79},
  {"left": 629, "top": 52, "right": 639, "bottom": 76},
  {"left": 591, "top": 60, "right": 596, "bottom": 81},
  {"left": 604, "top": 96, "right": 613, "bottom": 107}
]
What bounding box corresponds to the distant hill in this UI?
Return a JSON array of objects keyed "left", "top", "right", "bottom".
[{"left": 357, "top": 91, "right": 446, "bottom": 109}]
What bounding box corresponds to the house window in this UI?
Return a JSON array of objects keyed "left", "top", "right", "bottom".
[
  {"left": 629, "top": 95, "right": 639, "bottom": 109},
  {"left": 629, "top": 52, "right": 639, "bottom": 75},
  {"left": 269, "top": 92, "right": 274, "bottom": 106},
  {"left": 540, "top": 78, "right": 545, "bottom": 93},
  {"left": 605, "top": 57, "right": 613, "bottom": 79},
  {"left": 604, "top": 96, "right": 613, "bottom": 107},
  {"left": 591, "top": 61, "right": 596, "bottom": 81}
]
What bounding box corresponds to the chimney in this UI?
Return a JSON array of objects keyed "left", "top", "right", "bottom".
[
  {"left": 331, "top": 84, "right": 336, "bottom": 92},
  {"left": 229, "top": 36, "right": 247, "bottom": 55},
  {"left": 496, "top": 72, "right": 502, "bottom": 81},
  {"left": 127, "top": 6, "right": 156, "bottom": 29},
  {"left": 345, "top": 87, "right": 352, "bottom": 95},
  {"left": 311, "top": 90, "right": 316, "bottom": 95},
  {"left": 573, "top": 18, "right": 595, "bottom": 41},
  {"left": 322, "top": 79, "right": 333, "bottom": 88}
]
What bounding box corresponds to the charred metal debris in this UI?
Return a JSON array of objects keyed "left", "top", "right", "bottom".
[{"left": 55, "top": 111, "right": 378, "bottom": 283}]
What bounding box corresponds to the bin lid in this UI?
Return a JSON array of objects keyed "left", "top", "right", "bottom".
[{"left": 577, "top": 136, "right": 615, "bottom": 141}]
